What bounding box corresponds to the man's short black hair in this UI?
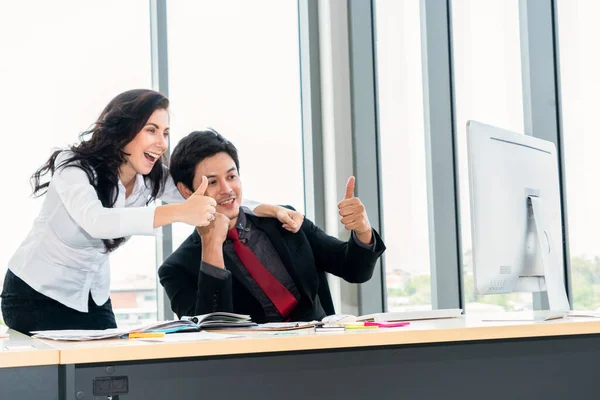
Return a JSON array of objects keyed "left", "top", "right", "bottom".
[{"left": 169, "top": 129, "right": 240, "bottom": 191}]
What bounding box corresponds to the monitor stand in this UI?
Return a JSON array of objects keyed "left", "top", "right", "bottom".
[
  {"left": 529, "top": 196, "right": 570, "bottom": 320},
  {"left": 480, "top": 196, "right": 570, "bottom": 322}
]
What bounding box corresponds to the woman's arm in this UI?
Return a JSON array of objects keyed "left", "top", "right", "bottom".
[
  {"left": 161, "top": 167, "right": 303, "bottom": 232},
  {"left": 253, "top": 204, "right": 305, "bottom": 233},
  {"left": 53, "top": 163, "right": 215, "bottom": 239}
]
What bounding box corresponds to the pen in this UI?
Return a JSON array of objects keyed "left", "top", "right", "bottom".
[
  {"left": 364, "top": 321, "right": 410, "bottom": 328},
  {"left": 128, "top": 332, "right": 166, "bottom": 339},
  {"left": 342, "top": 323, "right": 378, "bottom": 330}
]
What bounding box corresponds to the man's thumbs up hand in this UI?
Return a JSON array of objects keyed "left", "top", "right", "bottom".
[
  {"left": 180, "top": 176, "right": 218, "bottom": 227},
  {"left": 344, "top": 176, "right": 355, "bottom": 199},
  {"left": 337, "top": 176, "right": 372, "bottom": 244}
]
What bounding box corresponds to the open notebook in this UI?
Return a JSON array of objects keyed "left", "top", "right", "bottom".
[{"left": 32, "top": 312, "right": 256, "bottom": 341}]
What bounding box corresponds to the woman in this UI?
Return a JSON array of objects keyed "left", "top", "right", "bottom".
[{"left": 1, "top": 89, "right": 301, "bottom": 334}]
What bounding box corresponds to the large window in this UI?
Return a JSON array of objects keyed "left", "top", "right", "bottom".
[
  {"left": 0, "top": 0, "right": 155, "bottom": 327},
  {"left": 557, "top": 0, "right": 600, "bottom": 311},
  {"left": 451, "top": 0, "right": 527, "bottom": 311},
  {"left": 166, "top": 1, "right": 304, "bottom": 247},
  {"left": 6, "top": 0, "right": 590, "bottom": 324},
  {"left": 375, "top": 0, "right": 432, "bottom": 311}
]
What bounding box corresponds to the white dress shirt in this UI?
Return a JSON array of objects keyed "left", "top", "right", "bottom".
[{"left": 8, "top": 151, "right": 258, "bottom": 312}]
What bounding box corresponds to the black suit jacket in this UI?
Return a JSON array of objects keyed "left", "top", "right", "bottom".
[{"left": 158, "top": 214, "right": 386, "bottom": 323}]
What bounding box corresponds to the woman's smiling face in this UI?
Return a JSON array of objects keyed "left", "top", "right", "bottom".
[{"left": 122, "top": 108, "right": 170, "bottom": 176}]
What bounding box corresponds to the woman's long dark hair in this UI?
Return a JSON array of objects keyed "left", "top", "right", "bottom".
[{"left": 31, "top": 89, "right": 170, "bottom": 252}]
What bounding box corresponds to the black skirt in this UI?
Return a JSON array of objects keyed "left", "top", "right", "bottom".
[{"left": 1, "top": 269, "right": 117, "bottom": 335}]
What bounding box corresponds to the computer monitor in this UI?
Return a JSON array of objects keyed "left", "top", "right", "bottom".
[{"left": 466, "top": 120, "right": 570, "bottom": 319}]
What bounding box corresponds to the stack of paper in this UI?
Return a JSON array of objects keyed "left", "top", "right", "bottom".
[
  {"left": 321, "top": 309, "right": 463, "bottom": 324},
  {"left": 32, "top": 312, "right": 256, "bottom": 341},
  {"left": 213, "top": 321, "right": 318, "bottom": 332},
  {"left": 31, "top": 328, "right": 131, "bottom": 341}
]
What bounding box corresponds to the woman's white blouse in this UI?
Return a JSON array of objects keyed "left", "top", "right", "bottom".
[{"left": 8, "top": 151, "right": 258, "bottom": 312}]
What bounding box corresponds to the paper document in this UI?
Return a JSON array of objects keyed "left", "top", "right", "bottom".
[
  {"left": 213, "top": 321, "right": 318, "bottom": 332},
  {"left": 131, "top": 331, "right": 242, "bottom": 342},
  {"left": 32, "top": 312, "right": 257, "bottom": 341},
  {"left": 32, "top": 328, "right": 130, "bottom": 341},
  {"left": 357, "top": 308, "right": 462, "bottom": 322},
  {"left": 4, "top": 345, "right": 35, "bottom": 351}
]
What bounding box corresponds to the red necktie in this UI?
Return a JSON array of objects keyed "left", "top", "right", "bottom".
[{"left": 227, "top": 228, "right": 298, "bottom": 319}]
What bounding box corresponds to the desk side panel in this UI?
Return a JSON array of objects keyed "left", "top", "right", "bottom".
[{"left": 0, "top": 365, "right": 58, "bottom": 400}]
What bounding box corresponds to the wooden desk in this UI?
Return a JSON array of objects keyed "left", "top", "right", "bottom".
[
  {"left": 0, "top": 329, "right": 60, "bottom": 399},
  {"left": 45, "top": 316, "right": 600, "bottom": 400}
]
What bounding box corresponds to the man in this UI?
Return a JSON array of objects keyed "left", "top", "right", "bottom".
[{"left": 159, "top": 130, "right": 385, "bottom": 322}]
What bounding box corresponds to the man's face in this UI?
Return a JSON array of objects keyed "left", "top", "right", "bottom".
[{"left": 192, "top": 152, "right": 242, "bottom": 222}]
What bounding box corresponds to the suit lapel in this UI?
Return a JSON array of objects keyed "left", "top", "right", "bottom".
[
  {"left": 247, "top": 215, "right": 315, "bottom": 302},
  {"left": 192, "top": 228, "right": 256, "bottom": 296}
]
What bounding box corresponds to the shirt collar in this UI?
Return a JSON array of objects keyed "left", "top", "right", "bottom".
[
  {"left": 118, "top": 174, "right": 147, "bottom": 196},
  {"left": 234, "top": 209, "right": 248, "bottom": 231}
]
